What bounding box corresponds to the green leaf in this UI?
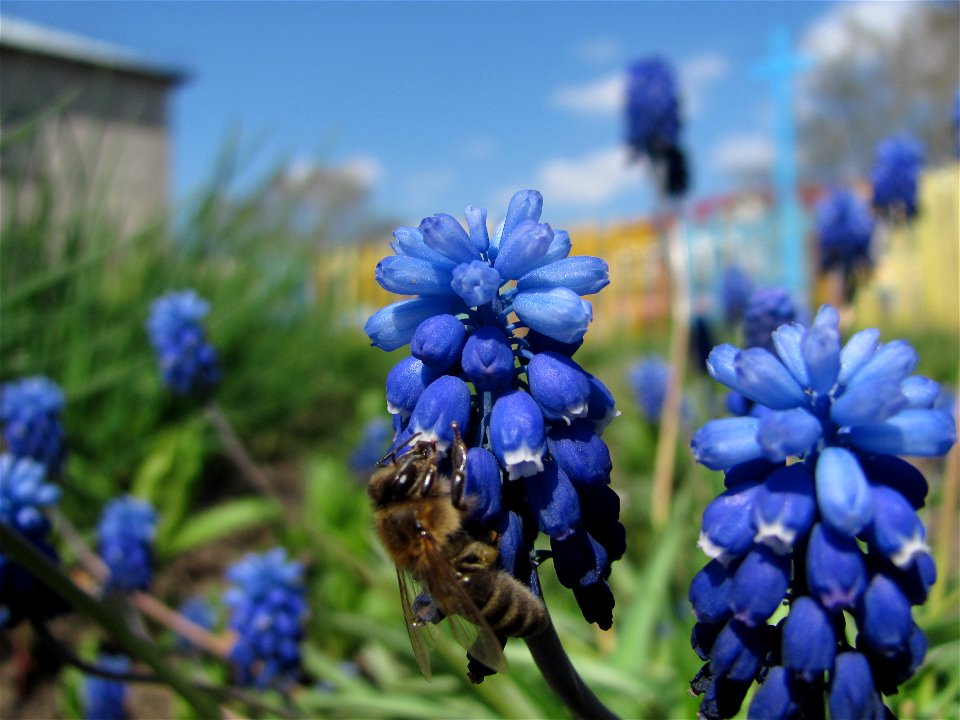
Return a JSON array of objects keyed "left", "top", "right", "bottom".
[{"left": 161, "top": 497, "right": 282, "bottom": 557}]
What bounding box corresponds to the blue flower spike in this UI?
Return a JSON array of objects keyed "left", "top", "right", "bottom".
[
  {"left": 0, "top": 376, "right": 68, "bottom": 476},
  {"left": 97, "top": 496, "right": 158, "bottom": 592},
  {"left": 364, "top": 190, "right": 623, "bottom": 643},
  {"left": 224, "top": 547, "right": 306, "bottom": 689},
  {"left": 84, "top": 654, "right": 130, "bottom": 720},
  {"left": 0, "top": 454, "right": 66, "bottom": 627},
  {"left": 871, "top": 133, "right": 924, "bottom": 220},
  {"left": 688, "top": 304, "right": 956, "bottom": 719},
  {"left": 147, "top": 290, "right": 221, "bottom": 397}
]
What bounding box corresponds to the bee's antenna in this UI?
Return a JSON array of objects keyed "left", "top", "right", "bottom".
[{"left": 376, "top": 430, "right": 423, "bottom": 467}]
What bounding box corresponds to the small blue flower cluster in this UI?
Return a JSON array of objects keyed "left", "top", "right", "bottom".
[
  {"left": 97, "top": 496, "right": 157, "bottom": 592},
  {"left": 146, "top": 290, "right": 220, "bottom": 397},
  {"left": 870, "top": 134, "right": 924, "bottom": 219},
  {"left": 624, "top": 57, "right": 688, "bottom": 196},
  {"left": 224, "top": 547, "right": 306, "bottom": 689},
  {"left": 364, "top": 190, "right": 624, "bottom": 630},
  {"left": 742, "top": 288, "right": 796, "bottom": 355},
  {"left": 815, "top": 188, "right": 875, "bottom": 279},
  {"left": 1, "top": 376, "right": 68, "bottom": 476},
  {"left": 719, "top": 265, "right": 754, "bottom": 325},
  {"left": 83, "top": 654, "right": 130, "bottom": 720},
  {"left": 0, "top": 453, "right": 64, "bottom": 627},
  {"left": 688, "top": 305, "right": 956, "bottom": 719},
  {"left": 630, "top": 356, "right": 671, "bottom": 423},
  {"left": 175, "top": 596, "right": 218, "bottom": 651},
  {"left": 349, "top": 418, "right": 393, "bottom": 476}
]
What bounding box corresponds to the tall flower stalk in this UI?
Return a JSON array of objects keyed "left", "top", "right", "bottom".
[{"left": 688, "top": 304, "right": 956, "bottom": 718}]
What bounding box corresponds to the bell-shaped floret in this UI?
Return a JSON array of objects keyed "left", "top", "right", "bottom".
[
  {"left": 753, "top": 464, "right": 816, "bottom": 553},
  {"left": 461, "top": 327, "right": 515, "bottom": 391},
  {"left": 572, "top": 580, "right": 615, "bottom": 630},
  {"left": 747, "top": 666, "right": 798, "bottom": 720},
  {"left": 462, "top": 448, "right": 502, "bottom": 529},
  {"left": 493, "top": 220, "right": 554, "bottom": 280},
  {"left": 771, "top": 323, "right": 810, "bottom": 387},
  {"left": 527, "top": 351, "right": 591, "bottom": 424},
  {"left": 390, "top": 226, "right": 457, "bottom": 269},
  {"left": 407, "top": 376, "right": 471, "bottom": 450},
  {"left": 463, "top": 205, "right": 490, "bottom": 253},
  {"left": 585, "top": 375, "right": 618, "bottom": 433},
  {"left": 419, "top": 213, "right": 481, "bottom": 265},
  {"left": 806, "top": 523, "right": 866, "bottom": 611},
  {"left": 815, "top": 447, "right": 874, "bottom": 536},
  {"left": 513, "top": 288, "right": 593, "bottom": 345},
  {"left": 489, "top": 390, "right": 546, "bottom": 480},
  {"left": 838, "top": 328, "right": 881, "bottom": 385},
  {"left": 802, "top": 321, "right": 841, "bottom": 395},
  {"left": 551, "top": 527, "right": 608, "bottom": 588},
  {"left": 577, "top": 484, "right": 625, "bottom": 563},
  {"left": 516, "top": 256, "right": 610, "bottom": 296},
  {"left": 847, "top": 408, "right": 956, "bottom": 456},
  {"left": 858, "top": 453, "right": 928, "bottom": 509},
  {"left": 496, "top": 511, "right": 525, "bottom": 577},
  {"left": 697, "top": 482, "right": 763, "bottom": 564},
  {"left": 709, "top": 619, "right": 766, "bottom": 682},
  {"left": 374, "top": 255, "right": 455, "bottom": 296},
  {"left": 856, "top": 573, "right": 913, "bottom": 656},
  {"left": 782, "top": 596, "right": 836, "bottom": 681},
  {"left": 410, "top": 314, "right": 466, "bottom": 372},
  {"left": 733, "top": 349, "right": 807, "bottom": 410},
  {"left": 756, "top": 408, "right": 822, "bottom": 463},
  {"left": 831, "top": 378, "right": 906, "bottom": 427},
  {"left": 547, "top": 421, "right": 612, "bottom": 486},
  {"left": 386, "top": 357, "right": 438, "bottom": 417},
  {"left": 865, "top": 484, "right": 928, "bottom": 569},
  {"left": 451, "top": 260, "right": 502, "bottom": 307},
  {"left": 691, "top": 417, "right": 763, "bottom": 470},
  {"left": 523, "top": 461, "right": 580, "bottom": 540},
  {"left": 899, "top": 375, "right": 939, "bottom": 408},
  {"left": 846, "top": 340, "right": 918, "bottom": 391},
  {"left": 729, "top": 544, "right": 790, "bottom": 626},
  {"left": 364, "top": 297, "right": 464, "bottom": 351},
  {"left": 828, "top": 652, "right": 882, "bottom": 720},
  {"left": 689, "top": 559, "right": 736, "bottom": 625}
]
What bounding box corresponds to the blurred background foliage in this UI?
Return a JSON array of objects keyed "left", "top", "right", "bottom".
[{"left": 1, "top": 106, "right": 958, "bottom": 717}]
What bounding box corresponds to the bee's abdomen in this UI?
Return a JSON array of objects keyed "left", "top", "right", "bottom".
[{"left": 471, "top": 571, "right": 548, "bottom": 638}]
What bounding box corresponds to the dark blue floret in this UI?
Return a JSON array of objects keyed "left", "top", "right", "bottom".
[
  {"left": 83, "top": 654, "right": 130, "bottom": 720},
  {"left": 147, "top": 290, "right": 221, "bottom": 397},
  {"left": 815, "top": 188, "right": 875, "bottom": 292},
  {"left": 224, "top": 547, "right": 306, "bottom": 689},
  {"left": 0, "top": 376, "right": 68, "bottom": 476},
  {"left": 688, "top": 304, "right": 956, "bottom": 718},
  {"left": 97, "top": 496, "right": 157, "bottom": 592},
  {"left": 364, "top": 190, "right": 622, "bottom": 639},
  {"left": 0, "top": 454, "right": 66, "bottom": 627}
]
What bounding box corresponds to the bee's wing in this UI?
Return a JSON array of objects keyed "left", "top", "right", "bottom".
[
  {"left": 421, "top": 552, "right": 507, "bottom": 675},
  {"left": 396, "top": 567, "right": 435, "bottom": 680}
]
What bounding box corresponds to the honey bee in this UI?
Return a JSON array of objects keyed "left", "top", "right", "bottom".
[{"left": 368, "top": 423, "right": 548, "bottom": 681}]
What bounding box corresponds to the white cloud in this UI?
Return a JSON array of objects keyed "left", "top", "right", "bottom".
[
  {"left": 801, "top": 1, "right": 918, "bottom": 62},
  {"left": 679, "top": 52, "right": 730, "bottom": 116},
  {"left": 463, "top": 136, "right": 498, "bottom": 160},
  {"left": 552, "top": 51, "right": 730, "bottom": 119},
  {"left": 712, "top": 133, "right": 773, "bottom": 175},
  {"left": 575, "top": 36, "right": 623, "bottom": 66},
  {"left": 531, "top": 146, "right": 644, "bottom": 206},
  {"left": 552, "top": 72, "right": 624, "bottom": 115}
]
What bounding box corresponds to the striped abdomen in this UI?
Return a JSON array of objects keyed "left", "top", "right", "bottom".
[{"left": 465, "top": 569, "right": 548, "bottom": 638}]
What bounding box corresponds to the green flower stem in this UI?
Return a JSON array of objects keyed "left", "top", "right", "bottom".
[
  {"left": 0, "top": 523, "right": 223, "bottom": 719},
  {"left": 205, "top": 400, "right": 284, "bottom": 505},
  {"left": 524, "top": 610, "right": 620, "bottom": 720},
  {"left": 650, "top": 198, "right": 690, "bottom": 528}
]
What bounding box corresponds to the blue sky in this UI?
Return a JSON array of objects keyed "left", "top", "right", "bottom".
[{"left": 2, "top": 2, "right": 899, "bottom": 225}]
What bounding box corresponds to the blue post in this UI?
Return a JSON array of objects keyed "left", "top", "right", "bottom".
[{"left": 751, "top": 28, "right": 813, "bottom": 305}]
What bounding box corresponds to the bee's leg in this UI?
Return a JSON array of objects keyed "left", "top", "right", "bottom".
[
  {"left": 393, "top": 451, "right": 426, "bottom": 496},
  {"left": 449, "top": 421, "right": 469, "bottom": 509}
]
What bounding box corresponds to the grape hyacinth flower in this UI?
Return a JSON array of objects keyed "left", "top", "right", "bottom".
[
  {"left": 83, "top": 654, "right": 130, "bottom": 720},
  {"left": 175, "top": 596, "right": 217, "bottom": 651},
  {"left": 870, "top": 134, "right": 924, "bottom": 220},
  {"left": 349, "top": 418, "right": 393, "bottom": 477},
  {"left": 630, "top": 355, "right": 693, "bottom": 425},
  {"left": 0, "top": 454, "right": 65, "bottom": 627},
  {"left": 364, "top": 190, "right": 624, "bottom": 646},
  {"left": 742, "top": 287, "right": 796, "bottom": 355},
  {"left": 0, "top": 376, "right": 67, "bottom": 476},
  {"left": 815, "top": 188, "right": 875, "bottom": 297},
  {"left": 146, "top": 290, "right": 220, "bottom": 397},
  {"left": 224, "top": 547, "right": 306, "bottom": 689},
  {"left": 624, "top": 57, "right": 688, "bottom": 196},
  {"left": 97, "top": 496, "right": 157, "bottom": 592},
  {"left": 688, "top": 304, "right": 956, "bottom": 719}
]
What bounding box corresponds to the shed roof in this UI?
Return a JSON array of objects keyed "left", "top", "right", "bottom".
[{"left": 0, "top": 15, "right": 187, "bottom": 83}]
